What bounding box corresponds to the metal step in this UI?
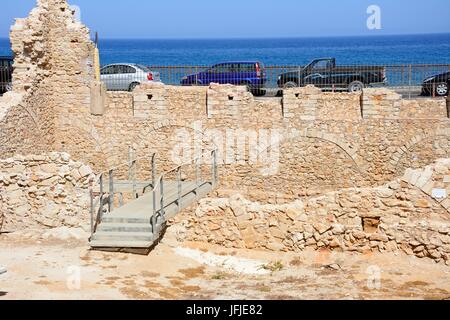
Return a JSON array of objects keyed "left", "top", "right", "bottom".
[
  {"left": 96, "top": 222, "right": 153, "bottom": 233},
  {"left": 90, "top": 180, "right": 214, "bottom": 250},
  {"left": 91, "top": 231, "right": 154, "bottom": 242},
  {"left": 100, "top": 216, "right": 151, "bottom": 224}
]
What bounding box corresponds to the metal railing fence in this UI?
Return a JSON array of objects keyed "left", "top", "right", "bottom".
[
  {"left": 99, "top": 63, "right": 450, "bottom": 98},
  {"left": 0, "top": 65, "right": 12, "bottom": 94}
]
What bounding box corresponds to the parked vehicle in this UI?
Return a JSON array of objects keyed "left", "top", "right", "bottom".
[
  {"left": 100, "top": 63, "right": 161, "bottom": 91},
  {"left": 421, "top": 71, "right": 450, "bottom": 97},
  {"left": 180, "top": 61, "right": 267, "bottom": 96},
  {"left": 0, "top": 56, "right": 13, "bottom": 95},
  {"left": 277, "top": 58, "right": 387, "bottom": 92}
]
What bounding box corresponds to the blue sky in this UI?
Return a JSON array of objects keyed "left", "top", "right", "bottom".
[{"left": 1, "top": 0, "right": 449, "bottom": 39}]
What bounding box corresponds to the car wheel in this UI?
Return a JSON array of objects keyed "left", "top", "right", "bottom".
[
  {"left": 252, "top": 89, "right": 266, "bottom": 97},
  {"left": 348, "top": 81, "right": 364, "bottom": 93},
  {"left": 283, "top": 81, "right": 298, "bottom": 89},
  {"left": 5, "top": 82, "right": 12, "bottom": 92},
  {"left": 435, "top": 82, "right": 449, "bottom": 97},
  {"left": 129, "top": 82, "right": 140, "bottom": 92}
]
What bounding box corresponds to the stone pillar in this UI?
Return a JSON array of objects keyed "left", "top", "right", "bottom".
[
  {"left": 362, "top": 88, "right": 402, "bottom": 119},
  {"left": 206, "top": 83, "right": 253, "bottom": 119},
  {"left": 90, "top": 81, "right": 108, "bottom": 115},
  {"left": 282, "top": 85, "right": 321, "bottom": 121}
]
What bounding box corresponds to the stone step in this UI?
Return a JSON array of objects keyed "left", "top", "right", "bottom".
[
  {"left": 89, "top": 239, "right": 155, "bottom": 249},
  {"left": 91, "top": 231, "right": 154, "bottom": 242},
  {"left": 101, "top": 216, "right": 151, "bottom": 224},
  {"left": 97, "top": 222, "right": 153, "bottom": 233}
]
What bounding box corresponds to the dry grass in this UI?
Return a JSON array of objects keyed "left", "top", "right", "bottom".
[{"left": 261, "top": 261, "right": 284, "bottom": 273}]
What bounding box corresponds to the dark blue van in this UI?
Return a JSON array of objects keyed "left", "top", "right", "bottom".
[{"left": 180, "top": 61, "right": 267, "bottom": 95}]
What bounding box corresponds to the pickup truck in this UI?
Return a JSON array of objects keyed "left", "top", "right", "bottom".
[{"left": 277, "top": 58, "right": 387, "bottom": 92}]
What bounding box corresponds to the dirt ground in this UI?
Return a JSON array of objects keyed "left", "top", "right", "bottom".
[{"left": 0, "top": 226, "right": 449, "bottom": 300}]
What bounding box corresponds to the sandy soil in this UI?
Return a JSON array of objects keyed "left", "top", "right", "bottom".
[{"left": 1, "top": 226, "right": 449, "bottom": 300}]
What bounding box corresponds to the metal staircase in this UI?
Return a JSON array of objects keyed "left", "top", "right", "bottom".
[{"left": 89, "top": 149, "right": 218, "bottom": 250}]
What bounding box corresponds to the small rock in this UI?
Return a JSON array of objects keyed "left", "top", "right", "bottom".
[
  {"left": 369, "top": 234, "right": 389, "bottom": 242},
  {"left": 314, "top": 223, "right": 331, "bottom": 235},
  {"left": 266, "top": 241, "right": 285, "bottom": 251}
]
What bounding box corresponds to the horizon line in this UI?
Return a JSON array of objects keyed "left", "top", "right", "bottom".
[{"left": 1, "top": 31, "right": 450, "bottom": 41}]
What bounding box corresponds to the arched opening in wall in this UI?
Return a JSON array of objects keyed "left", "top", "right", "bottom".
[
  {"left": 236, "top": 136, "right": 367, "bottom": 204},
  {"left": 393, "top": 135, "right": 450, "bottom": 177}
]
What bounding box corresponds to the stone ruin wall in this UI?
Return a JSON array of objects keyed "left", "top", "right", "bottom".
[
  {"left": 91, "top": 84, "right": 450, "bottom": 203},
  {"left": 0, "top": 0, "right": 449, "bottom": 202},
  {"left": 0, "top": 0, "right": 450, "bottom": 265},
  {"left": 0, "top": 0, "right": 95, "bottom": 160},
  {"left": 0, "top": 152, "right": 92, "bottom": 231},
  {"left": 175, "top": 159, "right": 450, "bottom": 265}
]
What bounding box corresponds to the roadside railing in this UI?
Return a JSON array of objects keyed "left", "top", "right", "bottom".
[
  {"left": 0, "top": 66, "right": 12, "bottom": 94},
  {"left": 99, "top": 63, "right": 450, "bottom": 98}
]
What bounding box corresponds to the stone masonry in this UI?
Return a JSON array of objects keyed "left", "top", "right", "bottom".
[
  {"left": 0, "top": 0, "right": 449, "bottom": 266},
  {"left": 176, "top": 159, "right": 450, "bottom": 265},
  {"left": 0, "top": 153, "right": 92, "bottom": 231}
]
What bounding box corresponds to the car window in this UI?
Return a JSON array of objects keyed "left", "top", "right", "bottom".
[
  {"left": 123, "top": 66, "right": 136, "bottom": 74},
  {"left": 312, "top": 60, "right": 331, "bottom": 70},
  {"left": 237, "top": 63, "right": 255, "bottom": 72},
  {"left": 0, "top": 59, "right": 10, "bottom": 68},
  {"left": 115, "top": 65, "right": 127, "bottom": 74},
  {"left": 212, "top": 64, "right": 228, "bottom": 73},
  {"left": 101, "top": 66, "right": 116, "bottom": 75}
]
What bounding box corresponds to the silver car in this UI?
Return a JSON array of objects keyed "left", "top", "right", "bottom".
[{"left": 100, "top": 63, "right": 161, "bottom": 91}]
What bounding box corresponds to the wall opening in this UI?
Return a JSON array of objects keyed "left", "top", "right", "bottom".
[{"left": 362, "top": 217, "right": 380, "bottom": 233}]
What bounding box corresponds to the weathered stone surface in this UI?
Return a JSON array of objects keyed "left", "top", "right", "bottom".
[
  {"left": 176, "top": 160, "right": 450, "bottom": 265},
  {"left": 0, "top": 153, "right": 92, "bottom": 231}
]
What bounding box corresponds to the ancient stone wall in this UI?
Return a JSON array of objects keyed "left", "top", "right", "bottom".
[
  {"left": 175, "top": 159, "right": 450, "bottom": 265},
  {"left": 0, "top": 152, "right": 92, "bottom": 231},
  {"left": 1, "top": 0, "right": 450, "bottom": 211},
  {"left": 50, "top": 83, "right": 446, "bottom": 203},
  {"left": 283, "top": 85, "right": 362, "bottom": 120},
  {"left": 0, "top": 0, "right": 95, "bottom": 159}
]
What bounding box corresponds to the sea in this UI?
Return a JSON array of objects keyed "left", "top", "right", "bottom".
[
  {"left": 1, "top": 33, "right": 449, "bottom": 86},
  {"left": 1, "top": 33, "right": 450, "bottom": 65}
]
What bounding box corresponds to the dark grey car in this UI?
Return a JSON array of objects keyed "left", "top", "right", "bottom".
[{"left": 100, "top": 63, "right": 162, "bottom": 91}]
